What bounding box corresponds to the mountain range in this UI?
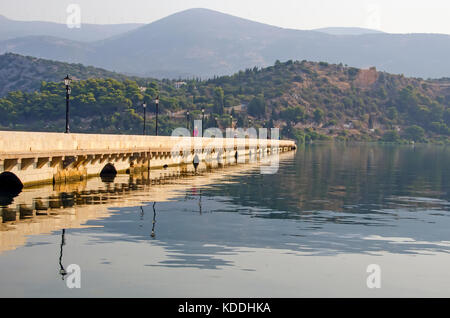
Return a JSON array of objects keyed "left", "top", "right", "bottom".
[
  {"left": 0, "top": 14, "right": 143, "bottom": 42},
  {"left": 0, "top": 8, "right": 450, "bottom": 79}
]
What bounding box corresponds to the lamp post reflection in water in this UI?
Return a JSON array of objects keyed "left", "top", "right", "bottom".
[
  {"left": 139, "top": 206, "right": 145, "bottom": 228},
  {"left": 151, "top": 202, "right": 157, "bottom": 238},
  {"left": 58, "top": 229, "right": 67, "bottom": 280},
  {"left": 199, "top": 189, "right": 202, "bottom": 215}
]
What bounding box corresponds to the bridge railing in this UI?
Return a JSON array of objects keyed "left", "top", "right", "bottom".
[{"left": 0, "top": 131, "right": 295, "bottom": 155}]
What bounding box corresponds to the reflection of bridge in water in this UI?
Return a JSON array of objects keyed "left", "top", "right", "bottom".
[{"left": 0, "top": 151, "right": 296, "bottom": 253}]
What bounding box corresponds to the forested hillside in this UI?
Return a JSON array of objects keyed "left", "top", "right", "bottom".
[
  {"left": 1, "top": 59, "right": 450, "bottom": 143},
  {"left": 0, "top": 53, "right": 144, "bottom": 97}
]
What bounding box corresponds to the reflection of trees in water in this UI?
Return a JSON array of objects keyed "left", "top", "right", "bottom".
[
  {"left": 3, "top": 144, "right": 450, "bottom": 267},
  {"left": 50, "top": 144, "right": 450, "bottom": 267},
  {"left": 199, "top": 189, "right": 202, "bottom": 215},
  {"left": 89, "top": 196, "right": 450, "bottom": 267},
  {"left": 201, "top": 144, "right": 450, "bottom": 219}
]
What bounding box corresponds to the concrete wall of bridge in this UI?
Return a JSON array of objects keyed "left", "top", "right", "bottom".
[{"left": 0, "top": 131, "right": 296, "bottom": 187}]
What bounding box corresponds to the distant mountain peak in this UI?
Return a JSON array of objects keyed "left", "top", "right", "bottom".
[
  {"left": 175, "top": 7, "right": 224, "bottom": 14},
  {"left": 171, "top": 7, "right": 238, "bottom": 16},
  {"left": 149, "top": 7, "right": 280, "bottom": 29}
]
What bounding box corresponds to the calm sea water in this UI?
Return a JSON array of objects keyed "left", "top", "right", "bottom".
[{"left": 1, "top": 143, "right": 450, "bottom": 297}]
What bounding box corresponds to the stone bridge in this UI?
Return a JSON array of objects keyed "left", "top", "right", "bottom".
[{"left": 0, "top": 131, "right": 296, "bottom": 190}]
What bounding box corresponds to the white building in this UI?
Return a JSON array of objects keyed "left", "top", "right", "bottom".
[{"left": 174, "top": 81, "right": 187, "bottom": 89}]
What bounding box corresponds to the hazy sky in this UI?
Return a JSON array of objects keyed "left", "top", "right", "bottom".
[{"left": 1, "top": 0, "right": 450, "bottom": 34}]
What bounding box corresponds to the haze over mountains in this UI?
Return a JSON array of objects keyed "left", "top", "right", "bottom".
[
  {"left": 0, "top": 14, "right": 143, "bottom": 42},
  {"left": 1, "top": 8, "right": 450, "bottom": 79},
  {"left": 313, "top": 27, "right": 384, "bottom": 35}
]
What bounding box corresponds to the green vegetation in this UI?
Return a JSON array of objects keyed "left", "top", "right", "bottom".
[
  {"left": 0, "top": 53, "right": 144, "bottom": 97},
  {"left": 0, "top": 57, "right": 449, "bottom": 144},
  {"left": 381, "top": 130, "right": 400, "bottom": 143}
]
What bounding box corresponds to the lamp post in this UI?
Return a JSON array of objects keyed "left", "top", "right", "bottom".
[
  {"left": 155, "top": 95, "right": 159, "bottom": 136},
  {"left": 186, "top": 110, "right": 190, "bottom": 132},
  {"left": 142, "top": 102, "right": 147, "bottom": 135},
  {"left": 230, "top": 114, "right": 233, "bottom": 128},
  {"left": 63, "top": 75, "right": 72, "bottom": 134},
  {"left": 201, "top": 108, "right": 205, "bottom": 136}
]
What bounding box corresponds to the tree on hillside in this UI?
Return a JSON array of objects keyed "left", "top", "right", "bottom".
[
  {"left": 213, "top": 87, "right": 224, "bottom": 115},
  {"left": 280, "top": 106, "right": 305, "bottom": 123},
  {"left": 397, "top": 86, "right": 418, "bottom": 113},
  {"left": 247, "top": 94, "right": 266, "bottom": 118},
  {"left": 387, "top": 107, "right": 398, "bottom": 121},
  {"left": 0, "top": 99, "right": 15, "bottom": 125},
  {"left": 313, "top": 108, "right": 325, "bottom": 124},
  {"left": 382, "top": 130, "right": 400, "bottom": 142},
  {"left": 368, "top": 114, "right": 374, "bottom": 129},
  {"left": 404, "top": 125, "right": 425, "bottom": 142},
  {"left": 444, "top": 108, "right": 450, "bottom": 126},
  {"left": 282, "top": 120, "right": 294, "bottom": 139},
  {"left": 236, "top": 114, "right": 244, "bottom": 128},
  {"left": 271, "top": 108, "right": 279, "bottom": 121}
]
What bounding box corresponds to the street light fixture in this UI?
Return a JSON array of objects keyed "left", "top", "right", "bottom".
[
  {"left": 142, "top": 102, "right": 147, "bottom": 135},
  {"left": 201, "top": 108, "right": 205, "bottom": 136},
  {"left": 230, "top": 114, "right": 233, "bottom": 128},
  {"left": 186, "top": 110, "right": 190, "bottom": 132},
  {"left": 63, "top": 75, "right": 72, "bottom": 134},
  {"left": 154, "top": 95, "right": 159, "bottom": 136}
]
